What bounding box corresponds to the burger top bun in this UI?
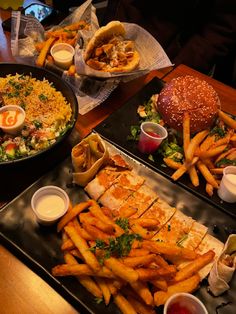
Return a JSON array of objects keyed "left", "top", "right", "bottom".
[{"left": 157, "top": 75, "right": 220, "bottom": 134}]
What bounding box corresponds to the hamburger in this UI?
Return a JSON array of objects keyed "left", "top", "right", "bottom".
[
  {"left": 84, "top": 21, "right": 140, "bottom": 73},
  {"left": 157, "top": 75, "right": 220, "bottom": 134}
]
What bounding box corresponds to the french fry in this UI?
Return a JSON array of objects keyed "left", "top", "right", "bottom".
[
  {"left": 199, "top": 134, "right": 216, "bottom": 151},
  {"left": 136, "top": 266, "right": 176, "bottom": 281},
  {"left": 121, "top": 254, "right": 156, "bottom": 268},
  {"left": 57, "top": 200, "right": 92, "bottom": 232},
  {"left": 209, "top": 132, "right": 231, "bottom": 148},
  {"left": 126, "top": 295, "right": 156, "bottom": 314},
  {"left": 183, "top": 112, "right": 190, "bottom": 157},
  {"left": 106, "top": 279, "right": 124, "bottom": 295},
  {"left": 104, "top": 257, "right": 139, "bottom": 283},
  {"left": 65, "top": 225, "right": 101, "bottom": 272},
  {"left": 94, "top": 277, "right": 111, "bottom": 305},
  {"left": 61, "top": 238, "right": 75, "bottom": 251},
  {"left": 218, "top": 110, "right": 236, "bottom": 129},
  {"left": 151, "top": 279, "right": 168, "bottom": 291},
  {"left": 79, "top": 212, "right": 115, "bottom": 234},
  {"left": 131, "top": 218, "right": 159, "bottom": 229},
  {"left": 154, "top": 255, "right": 170, "bottom": 268},
  {"left": 114, "top": 293, "right": 137, "bottom": 314},
  {"left": 36, "top": 36, "right": 55, "bottom": 67},
  {"left": 199, "top": 144, "right": 228, "bottom": 159},
  {"left": 215, "top": 148, "right": 236, "bottom": 164},
  {"left": 52, "top": 264, "right": 115, "bottom": 278},
  {"left": 130, "top": 281, "right": 154, "bottom": 306},
  {"left": 142, "top": 240, "right": 197, "bottom": 260},
  {"left": 171, "top": 157, "right": 198, "bottom": 181},
  {"left": 68, "top": 64, "right": 76, "bottom": 76},
  {"left": 73, "top": 218, "right": 93, "bottom": 241},
  {"left": 82, "top": 223, "right": 112, "bottom": 241},
  {"left": 69, "top": 249, "right": 84, "bottom": 260},
  {"left": 230, "top": 133, "right": 236, "bottom": 141},
  {"left": 35, "top": 41, "right": 46, "bottom": 52},
  {"left": 128, "top": 249, "right": 150, "bottom": 257},
  {"left": 200, "top": 158, "right": 215, "bottom": 169},
  {"left": 64, "top": 252, "right": 102, "bottom": 298},
  {"left": 210, "top": 168, "right": 224, "bottom": 175},
  {"left": 185, "top": 130, "right": 209, "bottom": 162},
  {"left": 163, "top": 157, "right": 182, "bottom": 170},
  {"left": 197, "top": 161, "right": 219, "bottom": 188},
  {"left": 154, "top": 274, "right": 200, "bottom": 306},
  {"left": 188, "top": 165, "right": 199, "bottom": 187},
  {"left": 129, "top": 221, "right": 153, "bottom": 239},
  {"left": 206, "top": 183, "right": 214, "bottom": 197},
  {"left": 119, "top": 206, "right": 137, "bottom": 218},
  {"left": 174, "top": 250, "right": 215, "bottom": 282}
]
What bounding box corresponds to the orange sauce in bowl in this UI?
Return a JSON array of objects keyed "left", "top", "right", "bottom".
[{"left": 0, "top": 110, "right": 21, "bottom": 127}]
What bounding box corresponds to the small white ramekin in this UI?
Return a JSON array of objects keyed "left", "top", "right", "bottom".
[
  {"left": 0, "top": 105, "right": 25, "bottom": 135},
  {"left": 31, "top": 185, "right": 69, "bottom": 226}
]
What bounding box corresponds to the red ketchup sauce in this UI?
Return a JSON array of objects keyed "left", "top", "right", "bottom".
[
  {"left": 167, "top": 302, "right": 192, "bottom": 314},
  {"left": 138, "top": 131, "right": 161, "bottom": 154}
]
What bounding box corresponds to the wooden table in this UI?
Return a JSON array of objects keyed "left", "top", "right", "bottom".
[{"left": 1, "top": 2, "right": 236, "bottom": 313}]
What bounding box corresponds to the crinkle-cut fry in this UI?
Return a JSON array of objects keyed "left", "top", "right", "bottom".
[
  {"left": 64, "top": 252, "right": 102, "bottom": 299},
  {"left": 185, "top": 130, "right": 209, "bottom": 162},
  {"left": 126, "top": 295, "right": 156, "bottom": 314},
  {"left": 151, "top": 279, "right": 168, "bottom": 292},
  {"left": 218, "top": 110, "right": 236, "bottom": 129},
  {"left": 130, "top": 281, "right": 154, "bottom": 306},
  {"left": 206, "top": 183, "right": 214, "bottom": 197},
  {"left": 215, "top": 148, "right": 236, "bottom": 164},
  {"left": 52, "top": 263, "right": 115, "bottom": 278},
  {"left": 94, "top": 277, "right": 111, "bottom": 305},
  {"left": 82, "top": 223, "right": 112, "bottom": 242},
  {"left": 142, "top": 240, "right": 197, "bottom": 260},
  {"left": 79, "top": 212, "right": 115, "bottom": 234},
  {"left": 163, "top": 157, "right": 182, "bottom": 170},
  {"left": 210, "top": 168, "right": 224, "bottom": 175},
  {"left": 121, "top": 254, "right": 156, "bottom": 268},
  {"left": 183, "top": 111, "right": 190, "bottom": 157},
  {"left": 188, "top": 165, "right": 199, "bottom": 187},
  {"left": 199, "top": 144, "right": 228, "bottom": 159},
  {"left": 196, "top": 161, "right": 219, "bottom": 189},
  {"left": 104, "top": 257, "right": 139, "bottom": 283},
  {"left": 114, "top": 293, "right": 137, "bottom": 314},
  {"left": 136, "top": 266, "right": 176, "bottom": 281},
  {"left": 64, "top": 225, "right": 101, "bottom": 272},
  {"left": 36, "top": 36, "right": 55, "bottom": 67},
  {"left": 154, "top": 274, "right": 200, "bottom": 306},
  {"left": 128, "top": 249, "right": 150, "bottom": 257},
  {"left": 57, "top": 200, "right": 92, "bottom": 232},
  {"left": 174, "top": 250, "right": 215, "bottom": 282}
]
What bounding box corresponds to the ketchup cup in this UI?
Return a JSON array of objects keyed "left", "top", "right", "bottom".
[{"left": 138, "top": 121, "right": 168, "bottom": 154}]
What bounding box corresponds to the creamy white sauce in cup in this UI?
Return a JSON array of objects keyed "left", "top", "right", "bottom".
[{"left": 218, "top": 166, "right": 236, "bottom": 203}]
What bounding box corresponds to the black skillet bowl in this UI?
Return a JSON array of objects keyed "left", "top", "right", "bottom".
[{"left": 0, "top": 63, "right": 78, "bottom": 166}]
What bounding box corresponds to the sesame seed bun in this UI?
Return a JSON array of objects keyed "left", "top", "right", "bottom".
[{"left": 157, "top": 75, "right": 220, "bottom": 134}]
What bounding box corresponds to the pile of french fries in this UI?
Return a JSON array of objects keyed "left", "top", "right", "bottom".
[
  {"left": 52, "top": 199, "right": 215, "bottom": 313},
  {"left": 164, "top": 110, "right": 236, "bottom": 196},
  {"left": 35, "top": 21, "right": 89, "bottom": 74}
]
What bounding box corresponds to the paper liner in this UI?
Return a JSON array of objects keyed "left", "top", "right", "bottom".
[
  {"left": 208, "top": 234, "right": 236, "bottom": 296},
  {"left": 72, "top": 133, "right": 108, "bottom": 187}
]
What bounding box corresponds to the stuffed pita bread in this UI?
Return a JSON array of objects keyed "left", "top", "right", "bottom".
[{"left": 84, "top": 21, "right": 140, "bottom": 73}]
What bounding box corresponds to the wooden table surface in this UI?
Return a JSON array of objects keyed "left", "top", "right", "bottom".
[{"left": 1, "top": 2, "right": 236, "bottom": 313}]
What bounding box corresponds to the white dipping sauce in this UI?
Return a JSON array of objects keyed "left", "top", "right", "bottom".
[
  {"left": 53, "top": 50, "right": 73, "bottom": 60},
  {"left": 226, "top": 173, "right": 236, "bottom": 185},
  {"left": 36, "top": 194, "right": 65, "bottom": 218}
]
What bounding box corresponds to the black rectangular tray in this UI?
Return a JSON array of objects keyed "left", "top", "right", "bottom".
[
  {"left": 94, "top": 77, "right": 236, "bottom": 218},
  {"left": 0, "top": 139, "right": 235, "bottom": 314}
]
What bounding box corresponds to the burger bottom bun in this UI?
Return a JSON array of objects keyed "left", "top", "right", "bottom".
[{"left": 157, "top": 75, "right": 220, "bottom": 134}]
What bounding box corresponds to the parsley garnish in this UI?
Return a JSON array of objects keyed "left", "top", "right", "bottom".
[
  {"left": 216, "top": 158, "right": 236, "bottom": 167},
  {"left": 94, "top": 297, "right": 103, "bottom": 304},
  {"left": 33, "top": 120, "right": 42, "bottom": 129},
  {"left": 168, "top": 224, "right": 171, "bottom": 231},
  {"left": 91, "top": 233, "right": 142, "bottom": 262},
  {"left": 115, "top": 217, "right": 129, "bottom": 232},
  {"left": 210, "top": 126, "right": 226, "bottom": 139},
  {"left": 127, "top": 125, "right": 140, "bottom": 141}
]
